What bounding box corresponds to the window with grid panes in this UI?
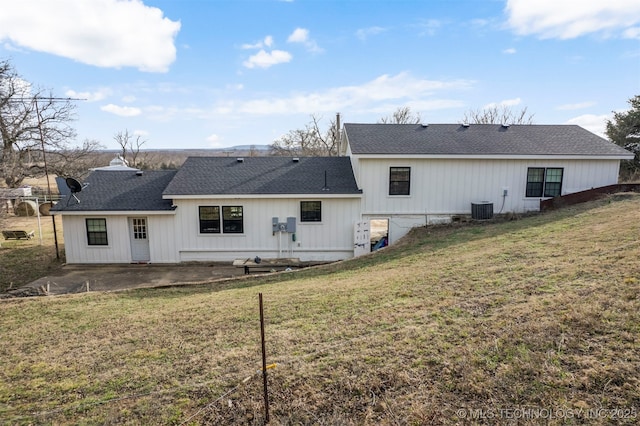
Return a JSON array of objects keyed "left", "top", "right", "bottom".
[
  {"left": 86, "top": 218, "right": 108, "bottom": 245},
  {"left": 389, "top": 167, "right": 411, "bottom": 195},
  {"left": 526, "top": 167, "right": 563, "bottom": 197}
]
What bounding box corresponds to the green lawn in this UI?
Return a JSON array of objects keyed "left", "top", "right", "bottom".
[{"left": 1, "top": 194, "right": 639, "bottom": 424}]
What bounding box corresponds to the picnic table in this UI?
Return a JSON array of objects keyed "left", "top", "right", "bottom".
[
  {"left": 2, "top": 230, "right": 35, "bottom": 240},
  {"left": 233, "top": 257, "right": 301, "bottom": 275}
]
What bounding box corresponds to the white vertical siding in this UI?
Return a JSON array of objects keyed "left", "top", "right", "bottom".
[
  {"left": 355, "top": 157, "right": 622, "bottom": 245},
  {"left": 61, "top": 214, "right": 177, "bottom": 264},
  {"left": 62, "top": 215, "right": 131, "bottom": 263},
  {"left": 357, "top": 158, "right": 622, "bottom": 216},
  {"left": 172, "top": 197, "right": 361, "bottom": 262},
  {"left": 148, "top": 215, "right": 178, "bottom": 263}
]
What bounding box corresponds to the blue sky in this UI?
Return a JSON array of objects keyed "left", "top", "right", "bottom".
[{"left": 1, "top": 0, "right": 639, "bottom": 150}]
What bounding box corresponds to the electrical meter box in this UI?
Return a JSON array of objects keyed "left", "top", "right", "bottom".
[
  {"left": 272, "top": 217, "right": 297, "bottom": 233},
  {"left": 286, "top": 217, "right": 296, "bottom": 233}
]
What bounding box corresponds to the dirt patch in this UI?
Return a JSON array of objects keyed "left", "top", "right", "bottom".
[{"left": 4, "top": 263, "right": 248, "bottom": 297}]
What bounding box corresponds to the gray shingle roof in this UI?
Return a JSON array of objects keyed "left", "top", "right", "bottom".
[
  {"left": 163, "top": 156, "right": 361, "bottom": 196},
  {"left": 344, "top": 123, "right": 633, "bottom": 157},
  {"left": 52, "top": 170, "right": 177, "bottom": 212}
]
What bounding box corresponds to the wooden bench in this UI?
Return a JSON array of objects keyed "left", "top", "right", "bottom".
[
  {"left": 2, "top": 230, "right": 35, "bottom": 240},
  {"left": 233, "top": 257, "right": 301, "bottom": 275}
]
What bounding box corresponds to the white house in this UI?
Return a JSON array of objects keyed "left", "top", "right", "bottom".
[
  {"left": 52, "top": 123, "right": 633, "bottom": 264},
  {"left": 340, "top": 123, "right": 634, "bottom": 244},
  {"left": 54, "top": 156, "right": 363, "bottom": 264}
]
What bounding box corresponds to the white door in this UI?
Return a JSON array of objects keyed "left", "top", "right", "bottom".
[
  {"left": 353, "top": 221, "right": 370, "bottom": 257},
  {"left": 129, "top": 217, "right": 150, "bottom": 262}
]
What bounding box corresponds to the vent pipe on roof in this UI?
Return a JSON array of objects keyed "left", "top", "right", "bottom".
[
  {"left": 462, "top": 123, "right": 470, "bottom": 128},
  {"left": 501, "top": 124, "right": 510, "bottom": 128},
  {"left": 237, "top": 157, "right": 244, "bottom": 163},
  {"left": 421, "top": 123, "right": 428, "bottom": 128},
  {"left": 336, "top": 112, "right": 341, "bottom": 155},
  {"left": 293, "top": 157, "right": 300, "bottom": 162},
  {"left": 136, "top": 170, "right": 143, "bottom": 176},
  {"left": 322, "top": 170, "right": 330, "bottom": 191}
]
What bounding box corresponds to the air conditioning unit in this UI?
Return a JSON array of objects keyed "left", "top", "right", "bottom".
[{"left": 471, "top": 201, "right": 493, "bottom": 220}]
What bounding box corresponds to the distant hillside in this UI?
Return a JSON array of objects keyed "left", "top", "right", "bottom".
[
  {"left": 102, "top": 144, "right": 271, "bottom": 155},
  {"left": 95, "top": 145, "right": 273, "bottom": 170}
]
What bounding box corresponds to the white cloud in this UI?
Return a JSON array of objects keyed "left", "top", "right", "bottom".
[
  {"left": 565, "top": 114, "right": 611, "bottom": 138},
  {"left": 416, "top": 19, "right": 442, "bottom": 36},
  {"left": 502, "top": 48, "right": 517, "bottom": 54},
  {"left": 484, "top": 98, "right": 522, "bottom": 109},
  {"left": 206, "top": 133, "right": 224, "bottom": 148},
  {"left": 2, "top": 77, "right": 33, "bottom": 97},
  {"left": 287, "top": 28, "right": 308, "bottom": 43},
  {"left": 65, "top": 88, "right": 112, "bottom": 102},
  {"left": 3, "top": 42, "right": 23, "bottom": 52},
  {"left": 470, "top": 19, "right": 490, "bottom": 28},
  {"left": 287, "top": 27, "right": 323, "bottom": 53},
  {"left": 505, "top": 0, "right": 640, "bottom": 39},
  {"left": 101, "top": 104, "right": 142, "bottom": 117},
  {"left": 243, "top": 49, "right": 292, "bottom": 69},
  {"left": 235, "top": 72, "right": 473, "bottom": 115},
  {"left": 91, "top": 73, "right": 471, "bottom": 126},
  {"left": 623, "top": 27, "right": 640, "bottom": 39},
  {"left": 556, "top": 101, "right": 596, "bottom": 110},
  {"left": 356, "top": 26, "right": 387, "bottom": 41},
  {"left": 0, "top": 0, "right": 180, "bottom": 72},
  {"left": 133, "top": 129, "right": 148, "bottom": 137},
  {"left": 242, "top": 35, "right": 274, "bottom": 50}
]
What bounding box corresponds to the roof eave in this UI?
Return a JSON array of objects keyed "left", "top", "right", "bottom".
[
  {"left": 351, "top": 153, "right": 634, "bottom": 160},
  {"left": 163, "top": 193, "right": 362, "bottom": 200},
  {"left": 52, "top": 209, "right": 177, "bottom": 216}
]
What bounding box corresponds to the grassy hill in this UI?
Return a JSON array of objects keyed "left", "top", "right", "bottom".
[{"left": 1, "top": 194, "right": 639, "bottom": 424}]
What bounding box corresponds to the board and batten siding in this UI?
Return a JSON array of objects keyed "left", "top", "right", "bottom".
[
  {"left": 172, "top": 197, "right": 362, "bottom": 262},
  {"left": 62, "top": 215, "right": 131, "bottom": 264},
  {"left": 355, "top": 158, "right": 621, "bottom": 216},
  {"left": 61, "top": 214, "right": 177, "bottom": 264},
  {"left": 147, "top": 215, "right": 178, "bottom": 263}
]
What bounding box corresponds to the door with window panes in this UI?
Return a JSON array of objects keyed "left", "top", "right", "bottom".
[{"left": 129, "top": 217, "right": 150, "bottom": 262}]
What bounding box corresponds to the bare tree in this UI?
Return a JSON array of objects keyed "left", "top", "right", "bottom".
[
  {"left": 270, "top": 114, "right": 339, "bottom": 156},
  {"left": 47, "top": 139, "right": 106, "bottom": 180},
  {"left": 378, "top": 106, "right": 422, "bottom": 124},
  {"left": 0, "top": 59, "right": 86, "bottom": 187},
  {"left": 113, "top": 129, "right": 147, "bottom": 167},
  {"left": 462, "top": 105, "right": 534, "bottom": 125}
]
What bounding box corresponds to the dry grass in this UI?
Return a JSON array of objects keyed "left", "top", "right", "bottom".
[
  {"left": 0, "top": 194, "right": 639, "bottom": 424},
  {"left": 0, "top": 213, "right": 64, "bottom": 291}
]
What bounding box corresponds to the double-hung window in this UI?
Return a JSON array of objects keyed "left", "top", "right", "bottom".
[
  {"left": 222, "top": 206, "right": 244, "bottom": 233},
  {"left": 86, "top": 218, "right": 108, "bottom": 245},
  {"left": 526, "top": 167, "right": 563, "bottom": 197},
  {"left": 389, "top": 167, "right": 411, "bottom": 196},
  {"left": 199, "top": 206, "right": 220, "bottom": 233},
  {"left": 301, "top": 201, "right": 322, "bottom": 222},
  {"left": 199, "top": 205, "right": 243, "bottom": 234}
]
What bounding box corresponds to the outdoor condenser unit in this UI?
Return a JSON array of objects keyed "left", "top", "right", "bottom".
[{"left": 471, "top": 201, "right": 494, "bottom": 220}]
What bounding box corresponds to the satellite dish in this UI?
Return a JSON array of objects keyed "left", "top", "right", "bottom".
[
  {"left": 64, "top": 177, "right": 86, "bottom": 204},
  {"left": 65, "top": 177, "right": 82, "bottom": 193}
]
